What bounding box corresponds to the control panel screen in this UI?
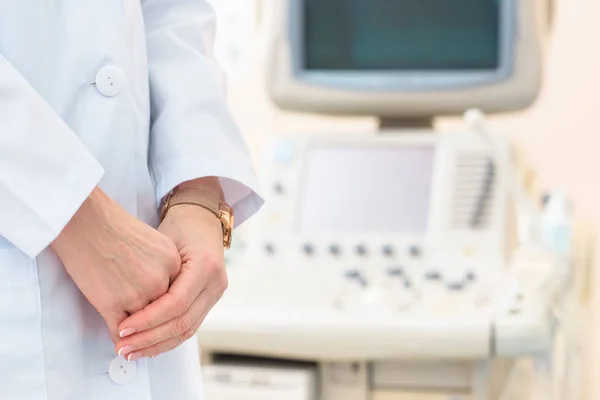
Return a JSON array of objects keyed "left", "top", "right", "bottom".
[
  {"left": 297, "top": 145, "right": 435, "bottom": 233},
  {"left": 303, "top": 0, "right": 500, "bottom": 71}
]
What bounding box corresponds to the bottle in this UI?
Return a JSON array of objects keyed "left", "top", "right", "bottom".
[{"left": 540, "top": 190, "right": 572, "bottom": 261}]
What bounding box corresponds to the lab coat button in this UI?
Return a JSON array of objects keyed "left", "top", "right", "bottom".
[
  {"left": 95, "top": 65, "right": 125, "bottom": 97},
  {"left": 109, "top": 356, "right": 138, "bottom": 385}
]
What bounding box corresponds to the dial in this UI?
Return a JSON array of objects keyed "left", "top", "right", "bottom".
[
  {"left": 382, "top": 245, "right": 395, "bottom": 257},
  {"left": 465, "top": 271, "right": 477, "bottom": 282},
  {"left": 302, "top": 243, "right": 315, "bottom": 256},
  {"left": 408, "top": 245, "right": 422, "bottom": 258},
  {"left": 447, "top": 282, "right": 465, "bottom": 291},
  {"left": 425, "top": 271, "right": 442, "bottom": 281},
  {"left": 329, "top": 244, "right": 341, "bottom": 257},
  {"left": 355, "top": 244, "right": 368, "bottom": 257},
  {"left": 264, "top": 243, "right": 275, "bottom": 255},
  {"left": 273, "top": 182, "right": 285, "bottom": 195},
  {"left": 344, "top": 269, "right": 367, "bottom": 287},
  {"left": 386, "top": 267, "right": 404, "bottom": 277}
]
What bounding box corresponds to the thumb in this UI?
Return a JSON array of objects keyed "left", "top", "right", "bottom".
[{"left": 103, "top": 310, "right": 130, "bottom": 344}]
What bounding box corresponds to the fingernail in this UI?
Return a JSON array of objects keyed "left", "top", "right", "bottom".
[
  {"left": 119, "top": 328, "right": 136, "bottom": 338},
  {"left": 118, "top": 346, "right": 134, "bottom": 357},
  {"left": 127, "top": 352, "right": 143, "bottom": 362}
]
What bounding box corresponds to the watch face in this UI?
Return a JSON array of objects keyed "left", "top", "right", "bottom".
[
  {"left": 160, "top": 194, "right": 172, "bottom": 221},
  {"left": 221, "top": 210, "right": 233, "bottom": 249}
]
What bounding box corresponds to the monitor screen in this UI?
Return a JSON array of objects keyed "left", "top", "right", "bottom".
[
  {"left": 304, "top": 0, "right": 500, "bottom": 71},
  {"left": 297, "top": 145, "right": 435, "bottom": 233}
]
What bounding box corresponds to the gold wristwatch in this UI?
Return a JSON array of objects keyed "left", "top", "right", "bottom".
[{"left": 160, "top": 188, "right": 234, "bottom": 249}]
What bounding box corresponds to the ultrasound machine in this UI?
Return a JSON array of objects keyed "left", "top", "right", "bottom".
[{"left": 197, "top": 1, "right": 569, "bottom": 399}]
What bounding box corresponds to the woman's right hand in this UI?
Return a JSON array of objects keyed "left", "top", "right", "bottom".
[{"left": 51, "top": 187, "right": 181, "bottom": 343}]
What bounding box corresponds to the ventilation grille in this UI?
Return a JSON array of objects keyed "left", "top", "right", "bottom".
[{"left": 451, "top": 152, "right": 496, "bottom": 230}]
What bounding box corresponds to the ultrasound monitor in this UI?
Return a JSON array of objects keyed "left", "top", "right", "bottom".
[
  {"left": 267, "top": 0, "right": 549, "bottom": 118},
  {"left": 304, "top": 0, "right": 501, "bottom": 75},
  {"left": 297, "top": 144, "right": 435, "bottom": 233}
]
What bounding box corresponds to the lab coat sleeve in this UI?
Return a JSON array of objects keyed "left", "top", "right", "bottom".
[
  {"left": 0, "top": 55, "right": 105, "bottom": 257},
  {"left": 143, "top": 0, "right": 264, "bottom": 227}
]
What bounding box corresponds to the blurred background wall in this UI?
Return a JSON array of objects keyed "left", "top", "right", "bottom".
[{"left": 212, "top": 0, "right": 600, "bottom": 398}]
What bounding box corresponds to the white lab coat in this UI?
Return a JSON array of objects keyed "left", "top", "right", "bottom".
[{"left": 0, "top": 1, "right": 263, "bottom": 399}]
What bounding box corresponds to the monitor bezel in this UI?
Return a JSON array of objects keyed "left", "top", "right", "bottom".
[{"left": 288, "top": 0, "right": 517, "bottom": 92}]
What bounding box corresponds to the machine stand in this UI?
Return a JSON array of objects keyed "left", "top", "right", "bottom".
[
  {"left": 473, "top": 360, "right": 516, "bottom": 400},
  {"left": 378, "top": 117, "right": 434, "bottom": 131},
  {"left": 320, "top": 362, "right": 370, "bottom": 400}
]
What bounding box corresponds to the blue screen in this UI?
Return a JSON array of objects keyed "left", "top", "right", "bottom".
[{"left": 304, "top": 0, "right": 500, "bottom": 71}]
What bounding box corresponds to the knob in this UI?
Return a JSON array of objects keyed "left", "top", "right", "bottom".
[
  {"left": 425, "top": 271, "right": 441, "bottom": 281},
  {"left": 344, "top": 270, "right": 367, "bottom": 287},
  {"left": 387, "top": 268, "right": 412, "bottom": 291},
  {"left": 447, "top": 282, "right": 465, "bottom": 291},
  {"left": 382, "top": 245, "right": 395, "bottom": 257},
  {"left": 273, "top": 182, "right": 285, "bottom": 195},
  {"left": 515, "top": 292, "right": 525, "bottom": 301},
  {"left": 386, "top": 267, "right": 404, "bottom": 277},
  {"left": 355, "top": 244, "right": 368, "bottom": 257},
  {"left": 345, "top": 270, "right": 361, "bottom": 279},
  {"left": 508, "top": 304, "right": 522, "bottom": 315},
  {"left": 264, "top": 243, "right": 275, "bottom": 255},
  {"left": 408, "top": 245, "right": 422, "bottom": 258},
  {"left": 465, "top": 271, "right": 476, "bottom": 282},
  {"left": 329, "top": 244, "right": 341, "bottom": 257},
  {"left": 302, "top": 243, "right": 315, "bottom": 256}
]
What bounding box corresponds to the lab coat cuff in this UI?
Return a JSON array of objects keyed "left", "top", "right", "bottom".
[
  {"left": 12, "top": 160, "right": 105, "bottom": 258},
  {"left": 153, "top": 158, "right": 264, "bottom": 228}
]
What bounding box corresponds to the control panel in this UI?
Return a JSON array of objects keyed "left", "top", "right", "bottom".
[
  {"left": 207, "top": 130, "right": 557, "bottom": 360},
  {"left": 233, "top": 131, "right": 515, "bottom": 315}
]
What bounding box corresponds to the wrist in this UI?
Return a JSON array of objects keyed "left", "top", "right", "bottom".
[
  {"left": 165, "top": 203, "right": 220, "bottom": 224},
  {"left": 175, "top": 177, "right": 223, "bottom": 201},
  {"left": 160, "top": 186, "right": 233, "bottom": 248},
  {"left": 161, "top": 204, "right": 224, "bottom": 247},
  {"left": 51, "top": 186, "right": 112, "bottom": 253}
]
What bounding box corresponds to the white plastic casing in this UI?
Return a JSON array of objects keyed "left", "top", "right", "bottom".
[
  {"left": 248, "top": 131, "right": 510, "bottom": 268},
  {"left": 266, "top": 0, "right": 549, "bottom": 117},
  {"left": 199, "top": 132, "right": 552, "bottom": 361}
]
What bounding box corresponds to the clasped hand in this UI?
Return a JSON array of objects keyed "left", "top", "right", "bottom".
[
  {"left": 51, "top": 188, "right": 227, "bottom": 361},
  {"left": 115, "top": 205, "right": 227, "bottom": 361}
]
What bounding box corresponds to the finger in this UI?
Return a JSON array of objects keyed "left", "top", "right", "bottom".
[
  {"left": 122, "top": 306, "right": 213, "bottom": 361},
  {"left": 124, "top": 329, "right": 197, "bottom": 362},
  {"left": 117, "top": 263, "right": 204, "bottom": 337},
  {"left": 104, "top": 309, "right": 130, "bottom": 344},
  {"left": 115, "top": 291, "right": 212, "bottom": 356}
]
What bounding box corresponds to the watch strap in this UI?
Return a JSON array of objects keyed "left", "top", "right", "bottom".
[
  {"left": 165, "top": 189, "right": 223, "bottom": 219},
  {"left": 161, "top": 188, "right": 234, "bottom": 249}
]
